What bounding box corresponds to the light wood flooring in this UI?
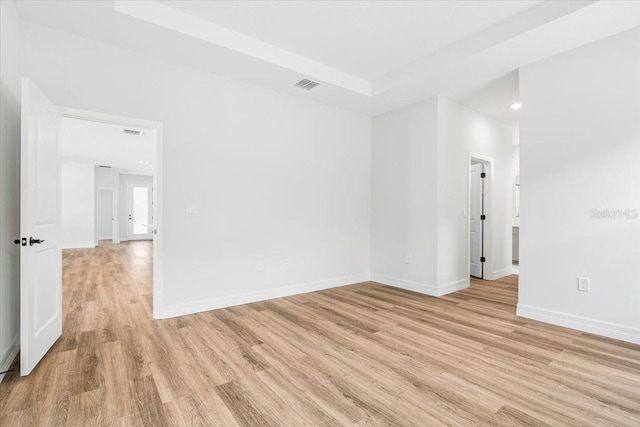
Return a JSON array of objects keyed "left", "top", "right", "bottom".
[{"left": 1, "top": 241, "right": 639, "bottom": 426}]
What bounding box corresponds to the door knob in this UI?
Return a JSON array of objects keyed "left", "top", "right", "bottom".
[{"left": 29, "top": 237, "right": 45, "bottom": 246}]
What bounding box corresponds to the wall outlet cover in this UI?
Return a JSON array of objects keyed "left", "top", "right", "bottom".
[{"left": 577, "top": 277, "right": 590, "bottom": 292}]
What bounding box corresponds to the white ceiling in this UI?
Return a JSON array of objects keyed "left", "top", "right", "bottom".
[
  {"left": 159, "top": 1, "right": 540, "bottom": 80},
  {"left": 61, "top": 117, "right": 155, "bottom": 176},
  {"left": 16, "top": 1, "right": 640, "bottom": 122}
]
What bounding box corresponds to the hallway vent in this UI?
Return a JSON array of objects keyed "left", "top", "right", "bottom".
[
  {"left": 294, "top": 79, "right": 320, "bottom": 90},
  {"left": 123, "top": 128, "right": 143, "bottom": 136}
]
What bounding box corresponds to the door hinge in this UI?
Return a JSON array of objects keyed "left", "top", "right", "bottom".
[
  {"left": 481, "top": 172, "right": 486, "bottom": 178},
  {"left": 480, "top": 214, "right": 486, "bottom": 220},
  {"left": 480, "top": 256, "right": 486, "bottom": 263}
]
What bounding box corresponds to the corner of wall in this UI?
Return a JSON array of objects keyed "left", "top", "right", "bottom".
[
  {"left": 517, "top": 304, "right": 640, "bottom": 345},
  {"left": 159, "top": 274, "right": 370, "bottom": 319},
  {"left": 0, "top": 333, "right": 19, "bottom": 383},
  {"left": 0, "top": 0, "right": 22, "bottom": 384}
]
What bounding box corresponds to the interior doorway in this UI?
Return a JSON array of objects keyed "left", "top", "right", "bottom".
[
  {"left": 127, "top": 181, "right": 153, "bottom": 240},
  {"left": 18, "top": 77, "right": 164, "bottom": 376},
  {"left": 468, "top": 153, "right": 494, "bottom": 281},
  {"left": 61, "top": 107, "right": 163, "bottom": 320},
  {"left": 469, "top": 162, "right": 485, "bottom": 278},
  {"left": 96, "top": 187, "right": 118, "bottom": 244}
]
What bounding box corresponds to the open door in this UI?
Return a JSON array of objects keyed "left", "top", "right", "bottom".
[
  {"left": 20, "top": 77, "right": 62, "bottom": 375},
  {"left": 469, "top": 163, "right": 484, "bottom": 279}
]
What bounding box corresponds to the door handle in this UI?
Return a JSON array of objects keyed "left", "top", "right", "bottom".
[{"left": 29, "top": 237, "right": 45, "bottom": 246}]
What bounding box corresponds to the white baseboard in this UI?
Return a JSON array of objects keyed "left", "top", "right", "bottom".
[
  {"left": 159, "top": 274, "right": 370, "bottom": 319},
  {"left": 0, "top": 334, "right": 19, "bottom": 383},
  {"left": 517, "top": 304, "right": 640, "bottom": 345},
  {"left": 437, "top": 278, "right": 469, "bottom": 296},
  {"left": 62, "top": 243, "right": 95, "bottom": 249},
  {"left": 371, "top": 273, "right": 438, "bottom": 296},
  {"left": 370, "top": 274, "right": 468, "bottom": 297},
  {"left": 492, "top": 267, "right": 515, "bottom": 280}
]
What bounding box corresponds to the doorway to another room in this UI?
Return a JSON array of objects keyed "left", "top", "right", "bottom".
[
  {"left": 468, "top": 154, "right": 493, "bottom": 281},
  {"left": 512, "top": 138, "right": 520, "bottom": 275},
  {"left": 58, "top": 107, "right": 163, "bottom": 318},
  {"left": 469, "top": 161, "right": 485, "bottom": 279},
  {"left": 127, "top": 181, "right": 153, "bottom": 241},
  {"left": 96, "top": 187, "right": 118, "bottom": 245}
]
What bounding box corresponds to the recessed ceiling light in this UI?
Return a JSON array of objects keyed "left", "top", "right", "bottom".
[{"left": 511, "top": 103, "right": 522, "bottom": 110}]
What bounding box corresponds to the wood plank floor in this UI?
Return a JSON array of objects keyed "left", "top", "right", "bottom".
[{"left": 1, "top": 241, "right": 639, "bottom": 426}]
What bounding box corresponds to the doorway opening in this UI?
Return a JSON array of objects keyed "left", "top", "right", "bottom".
[
  {"left": 61, "top": 107, "right": 163, "bottom": 319},
  {"left": 96, "top": 187, "right": 118, "bottom": 245},
  {"left": 468, "top": 153, "right": 493, "bottom": 280},
  {"left": 19, "top": 78, "right": 163, "bottom": 376},
  {"left": 127, "top": 182, "right": 153, "bottom": 240}
]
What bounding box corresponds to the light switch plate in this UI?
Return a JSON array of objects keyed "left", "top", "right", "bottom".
[{"left": 186, "top": 206, "right": 200, "bottom": 218}]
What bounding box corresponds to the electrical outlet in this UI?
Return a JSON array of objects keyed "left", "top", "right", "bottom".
[
  {"left": 405, "top": 254, "right": 412, "bottom": 264},
  {"left": 577, "top": 277, "right": 590, "bottom": 292},
  {"left": 186, "top": 205, "right": 200, "bottom": 217},
  {"left": 283, "top": 258, "right": 289, "bottom": 268}
]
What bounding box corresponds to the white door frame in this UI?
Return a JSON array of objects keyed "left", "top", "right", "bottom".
[
  {"left": 61, "top": 107, "right": 164, "bottom": 319},
  {"left": 468, "top": 153, "right": 495, "bottom": 281},
  {"left": 96, "top": 187, "right": 119, "bottom": 244},
  {"left": 126, "top": 181, "right": 153, "bottom": 241}
]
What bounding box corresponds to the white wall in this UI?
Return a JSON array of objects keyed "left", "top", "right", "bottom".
[
  {"left": 119, "top": 173, "right": 152, "bottom": 241},
  {"left": 61, "top": 162, "right": 95, "bottom": 248},
  {"left": 95, "top": 167, "right": 120, "bottom": 189},
  {"left": 519, "top": 28, "right": 640, "bottom": 344},
  {"left": 437, "top": 97, "right": 513, "bottom": 285},
  {"left": 22, "top": 22, "right": 371, "bottom": 317},
  {"left": 0, "top": 0, "right": 22, "bottom": 381},
  {"left": 371, "top": 98, "right": 439, "bottom": 292},
  {"left": 371, "top": 96, "right": 512, "bottom": 295}
]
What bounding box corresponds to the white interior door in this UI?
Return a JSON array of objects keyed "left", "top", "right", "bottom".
[
  {"left": 127, "top": 182, "right": 153, "bottom": 240},
  {"left": 97, "top": 188, "right": 115, "bottom": 242},
  {"left": 470, "top": 163, "right": 484, "bottom": 279},
  {"left": 20, "top": 77, "right": 62, "bottom": 376}
]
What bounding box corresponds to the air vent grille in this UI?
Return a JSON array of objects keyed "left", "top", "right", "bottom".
[
  {"left": 294, "top": 79, "right": 320, "bottom": 90},
  {"left": 98, "top": 165, "right": 112, "bottom": 168},
  {"left": 123, "top": 129, "right": 143, "bottom": 136}
]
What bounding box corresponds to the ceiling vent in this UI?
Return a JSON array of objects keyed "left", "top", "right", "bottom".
[
  {"left": 123, "top": 128, "right": 143, "bottom": 136},
  {"left": 98, "top": 165, "right": 112, "bottom": 168},
  {"left": 294, "top": 79, "right": 319, "bottom": 90}
]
